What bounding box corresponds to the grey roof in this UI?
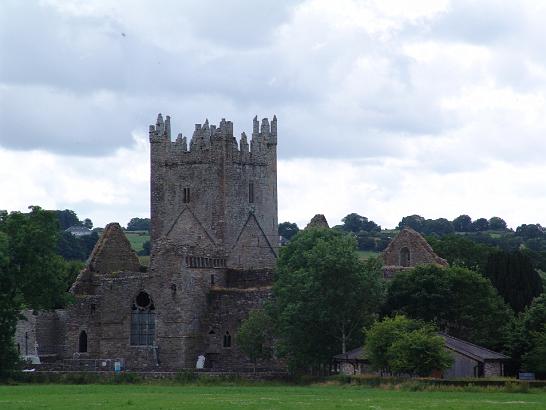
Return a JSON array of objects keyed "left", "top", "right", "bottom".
[
  {"left": 333, "top": 333, "right": 509, "bottom": 363},
  {"left": 441, "top": 333, "right": 509, "bottom": 362},
  {"left": 333, "top": 346, "right": 366, "bottom": 361}
]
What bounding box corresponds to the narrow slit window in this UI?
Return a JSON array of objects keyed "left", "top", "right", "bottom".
[
  {"left": 183, "top": 187, "right": 191, "bottom": 203},
  {"left": 223, "top": 331, "right": 232, "bottom": 348},
  {"left": 249, "top": 182, "right": 254, "bottom": 203}
]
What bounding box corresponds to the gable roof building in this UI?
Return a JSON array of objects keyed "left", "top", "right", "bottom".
[
  {"left": 381, "top": 228, "right": 448, "bottom": 278},
  {"left": 333, "top": 333, "right": 509, "bottom": 378}
]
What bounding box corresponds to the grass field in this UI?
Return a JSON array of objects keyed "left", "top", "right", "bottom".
[
  {"left": 357, "top": 250, "right": 379, "bottom": 260},
  {"left": 125, "top": 231, "right": 149, "bottom": 253},
  {"left": 1, "top": 384, "right": 546, "bottom": 410}
]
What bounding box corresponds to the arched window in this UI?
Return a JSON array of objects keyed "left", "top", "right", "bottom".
[
  {"left": 400, "top": 247, "right": 410, "bottom": 267},
  {"left": 223, "top": 331, "right": 232, "bottom": 348},
  {"left": 79, "top": 330, "right": 88, "bottom": 353},
  {"left": 130, "top": 291, "right": 155, "bottom": 346}
]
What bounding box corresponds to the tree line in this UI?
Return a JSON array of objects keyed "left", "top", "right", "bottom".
[{"left": 242, "top": 224, "right": 546, "bottom": 376}]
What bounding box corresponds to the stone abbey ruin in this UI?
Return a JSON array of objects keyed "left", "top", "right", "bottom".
[
  {"left": 16, "top": 114, "right": 280, "bottom": 371},
  {"left": 15, "top": 113, "right": 461, "bottom": 373}
]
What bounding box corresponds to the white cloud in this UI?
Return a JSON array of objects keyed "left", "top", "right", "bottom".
[{"left": 3, "top": 0, "right": 546, "bottom": 229}]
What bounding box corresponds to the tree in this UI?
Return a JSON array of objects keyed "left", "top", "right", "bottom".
[
  {"left": 485, "top": 251, "right": 543, "bottom": 313},
  {"left": 342, "top": 213, "right": 380, "bottom": 233},
  {"left": 522, "top": 327, "right": 546, "bottom": 373},
  {"left": 516, "top": 224, "right": 545, "bottom": 239},
  {"left": 397, "top": 215, "right": 425, "bottom": 232},
  {"left": 83, "top": 218, "right": 93, "bottom": 229},
  {"left": 384, "top": 265, "right": 513, "bottom": 351},
  {"left": 452, "top": 215, "right": 472, "bottom": 232},
  {"left": 236, "top": 309, "right": 273, "bottom": 371},
  {"left": 388, "top": 326, "right": 453, "bottom": 377},
  {"left": 422, "top": 218, "right": 454, "bottom": 236},
  {"left": 138, "top": 240, "right": 151, "bottom": 256},
  {"left": 54, "top": 209, "right": 81, "bottom": 230},
  {"left": 278, "top": 222, "right": 299, "bottom": 241},
  {"left": 427, "top": 234, "right": 495, "bottom": 273},
  {"left": 472, "top": 218, "right": 490, "bottom": 232},
  {"left": 0, "top": 206, "right": 75, "bottom": 377},
  {"left": 273, "top": 228, "right": 384, "bottom": 372},
  {"left": 126, "top": 217, "right": 150, "bottom": 231},
  {"left": 365, "top": 316, "right": 452, "bottom": 376},
  {"left": 0, "top": 231, "right": 20, "bottom": 378},
  {"left": 365, "top": 315, "right": 421, "bottom": 373},
  {"left": 489, "top": 217, "right": 507, "bottom": 231}
]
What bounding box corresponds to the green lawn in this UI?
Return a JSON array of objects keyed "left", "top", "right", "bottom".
[
  {"left": 1, "top": 384, "right": 545, "bottom": 410},
  {"left": 125, "top": 231, "right": 150, "bottom": 254},
  {"left": 357, "top": 250, "right": 379, "bottom": 260}
]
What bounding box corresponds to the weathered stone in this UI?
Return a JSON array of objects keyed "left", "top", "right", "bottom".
[
  {"left": 20, "top": 115, "right": 282, "bottom": 372},
  {"left": 381, "top": 228, "right": 448, "bottom": 279},
  {"left": 305, "top": 214, "right": 329, "bottom": 229}
]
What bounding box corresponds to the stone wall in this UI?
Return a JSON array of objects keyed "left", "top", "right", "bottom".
[
  {"left": 382, "top": 228, "right": 448, "bottom": 279},
  {"left": 15, "top": 310, "right": 38, "bottom": 357},
  {"left": 149, "top": 115, "right": 278, "bottom": 271},
  {"left": 484, "top": 361, "right": 503, "bottom": 377},
  {"left": 205, "top": 286, "right": 279, "bottom": 370}
]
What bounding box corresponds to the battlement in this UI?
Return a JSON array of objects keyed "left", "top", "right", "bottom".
[{"left": 149, "top": 114, "right": 277, "bottom": 163}]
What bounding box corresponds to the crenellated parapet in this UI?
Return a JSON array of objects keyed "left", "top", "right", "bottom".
[{"left": 149, "top": 114, "right": 276, "bottom": 164}]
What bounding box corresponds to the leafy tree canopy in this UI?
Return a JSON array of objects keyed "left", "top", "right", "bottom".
[
  {"left": 236, "top": 309, "right": 273, "bottom": 370},
  {"left": 427, "top": 234, "right": 496, "bottom": 273},
  {"left": 278, "top": 222, "right": 300, "bottom": 240},
  {"left": 365, "top": 315, "right": 452, "bottom": 376},
  {"left": 55, "top": 209, "right": 81, "bottom": 230},
  {"left": 341, "top": 213, "right": 381, "bottom": 234},
  {"left": 452, "top": 214, "right": 472, "bottom": 232},
  {"left": 489, "top": 217, "right": 507, "bottom": 231},
  {"left": 471, "top": 218, "right": 490, "bottom": 232},
  {"left": 273, "top": 228, "right": 384, "bottom": 371},
  {"left": 127, "top": 217, "right": 150, "bottom": 231},
  {"left": 384, "top": 265, "right": 513, "bottom": 351},
  {"left": 516, "top": 224, "right": 545, "bottom": 239}
]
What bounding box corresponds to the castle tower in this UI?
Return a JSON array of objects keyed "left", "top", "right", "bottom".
[{"left": 149, "top": 114, "right": 278, "bottom": 271}]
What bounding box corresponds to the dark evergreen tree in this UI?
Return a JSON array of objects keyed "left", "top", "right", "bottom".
[{"left": 485, "top": 251, "right": 543, "bottom": 313}]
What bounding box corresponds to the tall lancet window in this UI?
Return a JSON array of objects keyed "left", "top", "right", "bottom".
[{"left": 130, "top": 291, "right": 156, "bottom": 346}]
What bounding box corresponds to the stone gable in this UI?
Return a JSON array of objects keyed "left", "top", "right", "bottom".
[
  {"left": 306, "top": 214, "right": 330, "bottom": 229},
  {"left": 87, "top": 222, "right": 140, "bottom": 275},
  {"left": 381, "top": 228, "right": 448, "bottom": 278}
]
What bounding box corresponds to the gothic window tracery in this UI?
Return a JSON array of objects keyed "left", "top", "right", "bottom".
[{"left": 130, "top": 291, "right": 155, "bottom": 346}]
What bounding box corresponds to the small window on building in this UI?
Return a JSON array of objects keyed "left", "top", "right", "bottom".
[
  {"left": 130, "top": 291, "right": 155, "bottom": 346},
  {"left": 211, "top": 274, "right": 215, "bottom": 285},
  {"left": 400, "top": 247, "right": 410, "bottom": 267},
  {"left": 183, "top": 187, "right": 191, "bottom": 203},
  {"left": 79, "top": 330, "right": 88, "bottom": 353},
  {"left": 249, "top": 182, "right": 254, "bottom": 203},
  {"left": 223, "top": 331, "right": 232, "bottom": 348}
]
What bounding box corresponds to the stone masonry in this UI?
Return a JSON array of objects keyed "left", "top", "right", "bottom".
[
  {"left": 381, "top": 228, "right": 448, "bottom": 279},
  {"left": 19, "top": 115, "right": 281, "bottom": 372}
]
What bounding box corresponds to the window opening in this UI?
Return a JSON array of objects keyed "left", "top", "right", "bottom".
[
  {"left": 130, "top": 291, "right": 155, "bottom": 346},
  {"left": 223, "top": 331, "right": 232, "bottom": 348},
  {"left": 183, "top": 187, "right": 191, "bottom": 203},
  {"left": 79, "top": 330, "right": 88, "bottom": 353},
  {"left": 249, "top": 182, "right": 254, "bottom": 203},
  {"left": 400, "top": 247, "right": 410, "bottom": 267}
]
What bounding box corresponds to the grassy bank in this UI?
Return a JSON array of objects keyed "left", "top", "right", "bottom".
[{"left": 1, "top": 383, "right": 546, "bottom": 409}]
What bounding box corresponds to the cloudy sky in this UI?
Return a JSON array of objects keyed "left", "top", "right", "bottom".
[{"left": 2, "top": 0, "right": 546, "bottom": 230}]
